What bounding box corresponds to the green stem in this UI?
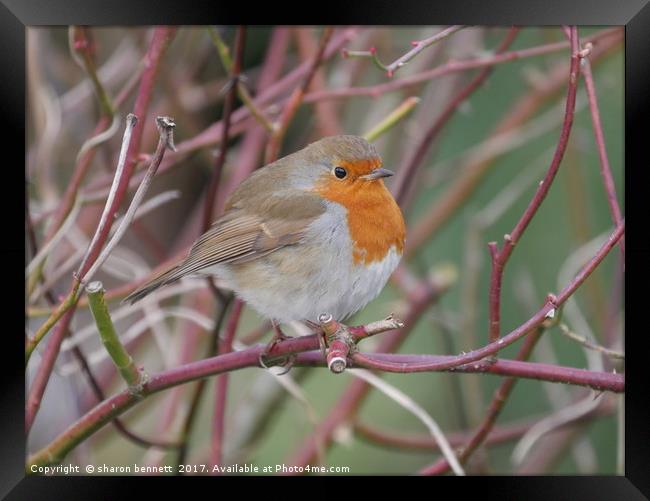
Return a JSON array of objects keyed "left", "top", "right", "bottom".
[
  {"left": 363, "top": 96, "right": 420, "bottom": 142},
  {"left": 86, "top": 281, "right": 144, "bottom": 392},
  {"left": 25, "top": 281, "right": 80, "bottom": 365}
]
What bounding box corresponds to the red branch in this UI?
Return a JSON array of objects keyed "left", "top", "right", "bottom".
[
  {"left": 28, "top": 334, "right": 623, "bottom": 468},
  {"left": 581, "top": 58, "right": 625, "bottom": 259},
  {"left": 487, "top": 27, "right": 580, "bottom": 344}
]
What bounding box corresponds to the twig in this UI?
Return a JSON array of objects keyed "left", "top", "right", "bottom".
[
  {"left": 72, "top": 344, "right": 179, "bottom": 450},
  {"left": 26, "top": 27, "right": 177, "bottom": 357},
  {"left": 486, "top": 26, "right": 579, "bottom": 343},
  {"left": 86, "top": 281, "right": 145, "bottom": 392},
  {"left": 26, "top": 114, "right": 175, "bottom": 362},
  {"left": 265, "top": 27, "right": 333, "bottom": 163},
  {"left": 293, "top": 27, "right": 342, "bottom": 137}
]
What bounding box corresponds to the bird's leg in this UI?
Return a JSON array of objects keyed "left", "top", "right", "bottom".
[
  {"left": 258, "top": 321, "right": 296, "bottom": 374},
  {"left": 303, "top": 319, "right": 328, "bottom": 359}
]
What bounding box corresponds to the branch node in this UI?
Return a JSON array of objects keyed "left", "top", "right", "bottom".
[{"left": 328, "top": 356, "right": 347, "bottom": 374}]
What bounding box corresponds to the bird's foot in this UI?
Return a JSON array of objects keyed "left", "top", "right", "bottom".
[{"left": 258, "top": 324, "right": 296, "bottom": 375}]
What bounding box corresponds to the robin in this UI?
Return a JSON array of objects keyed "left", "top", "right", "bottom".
[{"left": 125, "top": 135, "right": 406, "bottom": 366}]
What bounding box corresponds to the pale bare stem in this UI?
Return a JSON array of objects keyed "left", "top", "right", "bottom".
[
  {"left": 350, "top": 369, "right": 466, "bottom": 476},
  {"left": 75, "top": 113, "right": 121, "bottom": 163},
  {"left": 83, "top": 117, "right": 176, "bottom": 284},
  {"left": 76, "top": 114, "right": 138, "bottom": 277},
  {"left": 557, "top": 323, "right": 624, "bottom": 360}
]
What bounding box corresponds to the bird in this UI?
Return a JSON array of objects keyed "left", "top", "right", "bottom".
[{"left": 124, "top": 135, "right": 406, "bottom": 364}]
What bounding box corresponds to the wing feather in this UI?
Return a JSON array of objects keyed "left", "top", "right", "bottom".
[{"left": 124, "top": 190, "right": 325, "bottom": 304}]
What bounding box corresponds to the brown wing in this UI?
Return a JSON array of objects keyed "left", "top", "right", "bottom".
[{"left": 124, "top": 191, "right": 325, "bottom": 304}]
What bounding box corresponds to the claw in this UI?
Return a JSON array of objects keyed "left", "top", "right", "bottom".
[{"left": 258, "top": 323, "right": 295, "bottom": 374}]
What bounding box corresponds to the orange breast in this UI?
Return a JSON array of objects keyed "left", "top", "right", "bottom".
[{"left": 314, "top": 177, "right": 406, "bottom": 265}]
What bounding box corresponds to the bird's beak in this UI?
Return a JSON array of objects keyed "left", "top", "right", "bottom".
[{"left": 361, "top": 168, "right": 394, "bottom": 180}]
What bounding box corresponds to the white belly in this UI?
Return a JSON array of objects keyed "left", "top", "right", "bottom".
[{"left": 205, "top": 202, "right": 402, "bottom": 324}]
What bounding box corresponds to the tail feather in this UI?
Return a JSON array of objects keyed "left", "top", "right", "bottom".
[{"left": 123, "top": 265, "right": 185, "bottom": 305}]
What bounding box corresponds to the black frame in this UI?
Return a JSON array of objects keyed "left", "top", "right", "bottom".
[{"left": 8, "top": 0, "right": 649, "bottom": 498}]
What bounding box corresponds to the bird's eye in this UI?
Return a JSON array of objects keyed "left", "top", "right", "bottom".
[{"left": 334, "top": 166, "right": 347, "bottom": 179}]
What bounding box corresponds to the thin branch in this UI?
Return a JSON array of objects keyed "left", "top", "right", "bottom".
[
  {"left": 581, "top": 55, "right": 625, "bottom": 259},
  {"left": 384, "top": 25, "right": 466, "bottom": 77}
]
